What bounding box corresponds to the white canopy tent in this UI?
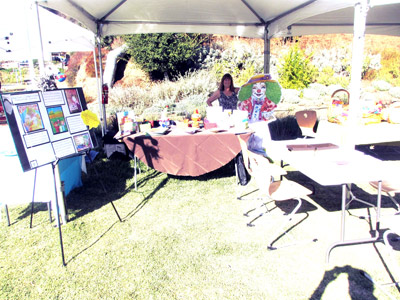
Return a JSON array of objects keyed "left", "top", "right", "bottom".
[
  {"left": 36, "top": 5, "right": 95, "bottom": 57},
  {"left": 36, "top": 0, "right": 400, "bottom": 38},
  {"left": 36, "top": 0, "right": 400, "bottom": 136}
]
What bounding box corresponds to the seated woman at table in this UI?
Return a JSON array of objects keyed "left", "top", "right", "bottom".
[{"left": 206, "top": 73, "right": 239, "bottom": 110}]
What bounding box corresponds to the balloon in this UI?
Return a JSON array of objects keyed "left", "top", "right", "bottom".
[{"left": 56, "top": 73, "right": 66, "bottom": 82}]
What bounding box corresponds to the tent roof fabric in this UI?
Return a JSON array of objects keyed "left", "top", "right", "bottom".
[{"left": 37, "top": 0, "right": 400, "bottom": 38}]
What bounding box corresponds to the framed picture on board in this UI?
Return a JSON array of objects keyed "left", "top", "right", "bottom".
[
  {"left": 73, "top": 132, "right": 93, "bottom": 152},
  {"left": 65, "top": 89, "right": 82, "bottom": 114},
  {"left": 17, "top": 103, "right": 44, "bottom": 133},
  {"left": 47, "top": 106, "right": 68, "bottom": 134}
]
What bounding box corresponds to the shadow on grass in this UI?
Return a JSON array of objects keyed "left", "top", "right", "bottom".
[
  {"left": 65, "top": 154, "right": 165, "bottom": 222},
  {"left": 310, "top": 265, "right": 377, "bottom": 300},
  {"left": 64, "top": 155, "right": 170, "bottom": 264},
  {"left": 66, "top": 174, "right": 167, "bottom": 264},
  {"left": 66, "top": 220, "right": 120, "bottom": 265},
  {"left": 167, "top": 158, "right": 237, "bottom": 181},
  {"left": 13, "top": 202, "right": 52, "bottom": 228},
  {"left": 285, "top": 171, "right": 399, "bottom": 212},
  {"left": 123, "top": 176, "right": 169, "bottom": 221}
]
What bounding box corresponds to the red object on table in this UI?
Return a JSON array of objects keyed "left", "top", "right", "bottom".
[
  {"left": 0, "top": 102, "right": 6, "bottom": 124},
  {"left": 123, "top": 130, "right": 252, "bottom": 176}
]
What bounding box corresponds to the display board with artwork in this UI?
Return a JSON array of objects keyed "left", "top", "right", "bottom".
[{"left": 0, "top": 88, "right": 92, "bottom": 172}]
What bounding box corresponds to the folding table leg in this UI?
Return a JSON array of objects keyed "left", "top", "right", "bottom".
[{"left": 326, "top": 181, "right": 383, "bottom": 264}]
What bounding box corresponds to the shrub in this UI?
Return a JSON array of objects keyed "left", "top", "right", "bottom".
[
  {"left": 312, "top": 47, "right": 351, "bottom": 77},
  {"left": 174, "top": 94, "right": 208, "bottom": 118},
  {"left": 389, "top": 87, "right": 400, "bottom": 99},
  {"left": 84, "top": 52, "right": 97, "bottom": 77},
  {"left": 204, "top": 41, "right": 264, "bottom": 86},
  {"left": 362, "top": 52, "right": 381, "bottom": 79},
  {"left": 107, "top": 69, "right": 216, "bottom": 122},
  {"left": 0, "top": 68, "right": 28, "bottom": 84},
  {"left": 314, "top": 66, "right": 350, "bottom": 88},
  {"left": 373, "top": 80, "right": 392, "bottom": 91},
  {"left": 310, "top": 45, "right": 380, "bottom": 86},
  {"left": 124, "top": 33, "right": 210, "bottom": 80},
  {"left": 65, "top": 52, "right": 87, "bottom": 86},
  {"left": 377, "top": 48, "right": 400, "bottom": 86},
  {"left": 278, "top": 44, "right": 317, "bottom": 90},
  {"left": 108, "top": 85, "right": 152, "bottom": 117}
]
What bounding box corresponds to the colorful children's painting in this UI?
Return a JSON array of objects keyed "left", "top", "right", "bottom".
[
  {"left": 47, "top": 106, "right": 68, "bottom": 134},
  {"left": 73, "top": 132, "right": 93, "bottom": 152},
  {"left": 65, "top": 89, "right": 82, "bottom": 114},
  {"left": 18, "top": 103, "right": 44, "bottom": 133}
]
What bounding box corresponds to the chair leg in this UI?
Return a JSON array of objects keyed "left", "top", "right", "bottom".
[
  {"left": 268, "top": 198, "right": 302, "bottom": 250},
  {"left": 234, "top": 156, "right": 241, "bottom": 200},
  {"left": 280, "top": 160, "right": 289, "bottom": 181},
  {"left": 245, "top": 200, "right": 274, "bottom": 227},
  {"left": 134, "top": 155, "right": 138, "bottom": 191},
  {"left": 375, "top": 230, "right": 400, "bottom": 289},
  {"left": 387, "top": 193, "right": 400, "bottom": 211}
]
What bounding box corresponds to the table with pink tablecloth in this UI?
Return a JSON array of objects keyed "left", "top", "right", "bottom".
[{"left": 123, "top": 129, "right": 252, "bottom": 176}]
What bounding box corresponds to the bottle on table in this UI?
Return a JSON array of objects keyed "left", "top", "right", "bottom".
[{"left": 191, "top": 109, "right": 201, "bottom": 128}]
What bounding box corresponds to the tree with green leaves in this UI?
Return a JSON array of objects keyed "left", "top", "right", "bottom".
[{"left": 124, "top": 33, "right": 210, "bottom": 80}]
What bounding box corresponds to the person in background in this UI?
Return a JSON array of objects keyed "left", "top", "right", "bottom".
[{"left": 206, "top": 73, "right": 240, "bottom": 110}]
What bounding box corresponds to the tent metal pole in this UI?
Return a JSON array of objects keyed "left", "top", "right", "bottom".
[
  {"left": 24, "top": 3, "right": 36, "bottom": 90},
  {"left": 92, "top": 38, "right": 105, "bottom": 136},
  {"left": 96, "top": 29, "right": 107, "bottom": 135},
  {"left": 264, "top": 26, "right": 270, "bottom": 74},
  {"left": 34, "top": 1, "right": 46, "bottom": 75},
  {"left": 346, "top": 0, "right": 369, "bottom": 151}
]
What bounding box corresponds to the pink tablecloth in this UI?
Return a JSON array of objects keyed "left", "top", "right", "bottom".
[{"left": 123, "top": 129, "right": 252, "bottom": 176}]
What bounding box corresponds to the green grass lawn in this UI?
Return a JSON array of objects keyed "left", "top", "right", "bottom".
[{"left": 1, "top": 150, "right": 400, "bottom": 300}]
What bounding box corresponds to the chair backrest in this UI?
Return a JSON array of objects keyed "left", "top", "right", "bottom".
[
  {"left": 238, "top": 136, "right": 286, "bottom": 195},
  {"left": 295, "top": 110, "right": 317, "bottom": 138}
]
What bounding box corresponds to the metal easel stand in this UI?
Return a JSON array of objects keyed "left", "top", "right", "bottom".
[
  {"left": 326, "top": 181, "right": 383, "bottom": 264},
  {"left": 51, "top": 159, "right": 66, "bottom": 267},
  {"left": 85, "top": 150, "right": 121, "bottom": 222},
  {"left": 0, "top": 203, "right": 10, "bottom": 226}
]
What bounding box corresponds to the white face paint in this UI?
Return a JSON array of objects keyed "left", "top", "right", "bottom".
[{"left": 251, "top": 82, "right": 266, "bottom": 99}]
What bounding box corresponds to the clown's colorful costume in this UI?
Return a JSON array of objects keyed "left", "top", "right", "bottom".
[
  {"left": 238, "top": 96, "right": 277, "bottom": 122},
  {"left": 237, "top": 74, "right": 282, "bottom": 151},
  {"left": 237, "top": 74, "right": 281, "bottom": 123}
]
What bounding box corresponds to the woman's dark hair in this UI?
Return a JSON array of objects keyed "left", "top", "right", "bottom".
[{"left": 219, "top": 73, "right": 235, "bottom": 92}]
